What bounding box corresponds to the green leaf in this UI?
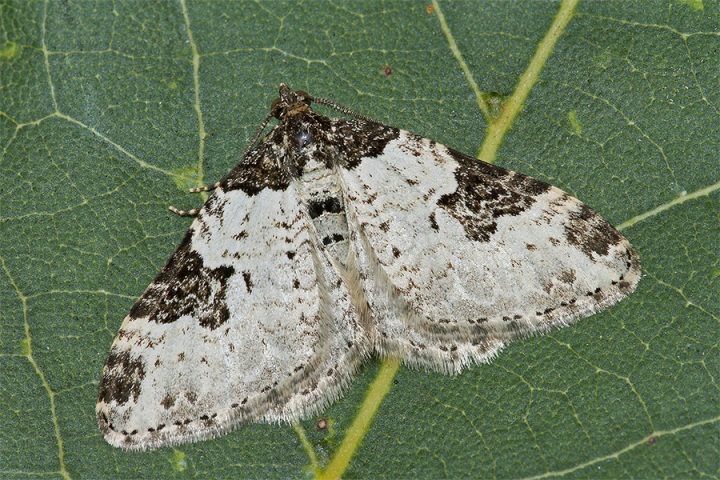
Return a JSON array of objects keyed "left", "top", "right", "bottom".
[{"left": 1, "top": 1, "right": 717, "bottom": 478}]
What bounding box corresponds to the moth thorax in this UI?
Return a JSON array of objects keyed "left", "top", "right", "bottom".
[{"left": 295, "top": 129, "right": 313, "bottom": 150}]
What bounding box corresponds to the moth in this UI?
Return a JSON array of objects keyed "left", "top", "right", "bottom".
[{"left": 97, "top": 84, "right": 640, "bottom": 450}]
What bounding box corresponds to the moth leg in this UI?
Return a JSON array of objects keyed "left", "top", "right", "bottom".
[
  {"left": 168, "top": 181, "right": 222, "bottom": 216},
  {"left": 168, "top": 205, "right": 202, "bottom": 216},
  {"left": 189, "top": 181, "right": 221, "bottom": 193}
]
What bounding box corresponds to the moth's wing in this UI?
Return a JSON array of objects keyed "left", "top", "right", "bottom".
[
  {"left": 97, "top": 147, "right": 369, "bottom": 451},
  {"left": 339, "top": 130, "right": 640, "bottom": 373}
]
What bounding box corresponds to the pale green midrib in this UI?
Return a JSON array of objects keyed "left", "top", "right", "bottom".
[
  {"left": 477, "top": 0, "right": 579, "bottom": 163},
  {"left": 317, "top": 359, "right": 400, "bottom": 480},
  {"left": 293, "top": 422, "right": 321, "bottom": 476},
  {"left": 181, "top": 0, "right": 207, "bottom": 188},
  {"left": 40, "top": 0, "right": 58, "bottom": 112},
  {"left": 3, "top": 111, "right": 195, "bottom": 184},
  {"left": 431, "top": 0, "right": 489, "bottom": 119},
  {"left": 616, "top": 180, "right": 720, "bottom": 231},
  {"left": 0, "top": 257, "right": 71, "bottom": 480},
  {"left": 25, "top": 2, "right": 69, "bottom": 478},
  {"left": 523, "top": 416, "right": 720, "bottom": 479}
]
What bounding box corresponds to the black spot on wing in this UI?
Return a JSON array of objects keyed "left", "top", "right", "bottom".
[
  {"left": 127, "top": 228, "right": 235, "bottom": 330},
  {"left": 438, "top": 148, "right": 551, "bottom": 242},
  {"left": 160, "top": 394, "right": 175, "bottom": 409},
  {"left": 429, "top": 212, "right": 439, "bottom": 231},
  {"left": 221, "top": 98, "right": 399, "bottom": 200},
  {"left": 98, "top": 348, "right": 146, "bottom": 406},
  {"left": 242, "top": 271, "right": 253, "bottom": 293},
  {"left": 331, "top": 118, "right": 400, "bottom": 169},
  {"left": 222, "top": 132, "right": 293, "bottom": 196},
  {"left": 308, "top": 197, "right": 342, "bottom": 219},
  {"left": 564, "top": 203, "right": 624, "bottom": 260},
  {"left": 322, "top": 233, "right": 345, "bottom": 245}
]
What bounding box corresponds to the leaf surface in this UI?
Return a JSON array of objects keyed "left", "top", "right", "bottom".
[{"left": 0, "top": 1, "right": 717, "bottom": 478}]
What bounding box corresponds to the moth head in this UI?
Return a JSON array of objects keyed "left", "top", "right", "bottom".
[{"left": 272, "top": 84, "right": 312, "bottom": 120}]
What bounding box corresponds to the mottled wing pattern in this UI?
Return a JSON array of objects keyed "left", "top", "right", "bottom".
[
  {"left": 98, "top": 84, "right": 640, "bottom": 451},
  {"left": 339, "top": 131, "right": 641, "bottom": 373},
  {"left": 97, "top": 145, "right": 368, "bottom": 451}
]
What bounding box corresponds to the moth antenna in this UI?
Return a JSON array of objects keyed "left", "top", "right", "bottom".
[
  {"left": 309, "top": 95, "right": 394, "bottom": 129},
  {"left": 242, "top": 111, "right": 275, "bottom": 160}
]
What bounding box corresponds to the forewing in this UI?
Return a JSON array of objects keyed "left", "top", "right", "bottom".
[
  {"left": 97, "top": 148, "right": 368, "bottom": 451},
  {"left": 339, "top": 131, "right": 640, "bottom": 373}
]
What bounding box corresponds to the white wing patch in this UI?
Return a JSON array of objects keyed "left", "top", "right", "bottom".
[{"left": 98, "top": 85, "right": 640, "bottom": 450}]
